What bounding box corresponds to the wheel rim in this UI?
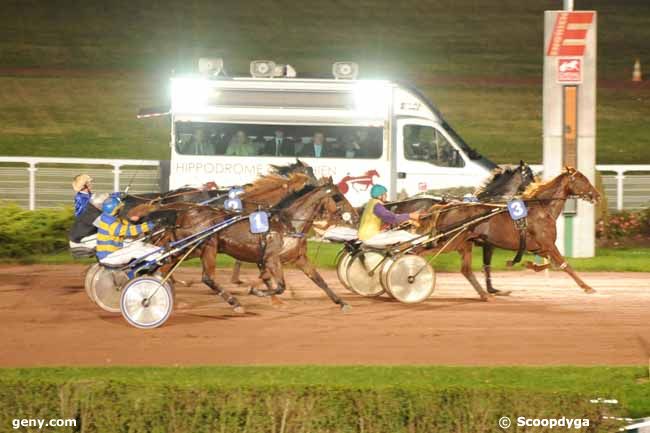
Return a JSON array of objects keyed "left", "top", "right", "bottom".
[
  {"left": 91, "top": 268, "right": 127, "bottom": 313},
  {"left": 346, "top": 251, "right": 386, "bottom": 297},
  {"left": 379, "top": 257, "right": 396, "bottom": 298},
  {"left": 385, "top": 255, "right": 435, "bottom": 303},
  {"left": 121, "top": 277, "right": 173, "bottom": 329},
  {"left": 336, "top": 252, "right": 353, "bottom": 291},
  {"left": 84, "top": 263, "right": 101, "bottom": 303}
]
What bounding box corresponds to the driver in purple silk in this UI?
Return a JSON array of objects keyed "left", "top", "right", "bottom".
[{"left": 358, "top": 184, "right": 420, "bottom": 241}]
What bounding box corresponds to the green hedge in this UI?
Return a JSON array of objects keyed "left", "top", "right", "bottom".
[
  {"left": 0, "top": 381, "right": 605, "bottom": 433},
  {"left": 0, "top": 203, "right": 74, "bottom": 258}
]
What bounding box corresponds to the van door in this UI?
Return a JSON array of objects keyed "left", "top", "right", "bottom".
[{"left": 395, "top": 118, "right": 477, "bottom": 198}]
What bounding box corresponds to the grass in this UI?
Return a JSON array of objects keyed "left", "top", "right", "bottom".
[
  {"left": 1, "top": 366, "right": 649, "bottom": 416},
  {"left": 0, "top": 0, "right": 649, "bottom": 164},
  {"left": 7, "top": 242, "right": 650, "bottom": 273}
]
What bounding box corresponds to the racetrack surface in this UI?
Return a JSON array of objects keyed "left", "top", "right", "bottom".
[{"left": 1, "top": 264, "right": 649, "bottom": 367}]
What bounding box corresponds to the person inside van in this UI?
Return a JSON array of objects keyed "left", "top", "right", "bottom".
[
  {"left": 226, "top": 130, "right": 257, "bottom": 156},
  {"left": 263, "top": 128, "right": 295, "bottom": 156},
  {"left": 300, "top": 131, "right": 328, "bottom": 157},
  {"left": 182, "top": 128, "right": 216, "bottom": 155},
  {"left": 358, "top": 185, "right": 421, "bottom": 241}
]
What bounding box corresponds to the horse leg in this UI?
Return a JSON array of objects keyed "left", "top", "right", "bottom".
[
  {"left": 525, "top": 260, "right": 552, "bottom": 272},
  {"left": 482, "top": 244, "right": 510, "bottom": 296},
  {"left": 547, "top": 245, "right": 596, "bottom": 294},
  {"left": 201, "top": 240, "right": 245, "bottom": 313},
  {"left": 230, "top": 260, "right": 244, "bottom": 285},
  {"left": 294, "top": 255, "right": 350, "bottom": 312},
  {"left": 460, "top": 243, "right": 491, "bottom": 301}
]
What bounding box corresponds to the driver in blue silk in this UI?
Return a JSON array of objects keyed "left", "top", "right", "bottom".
[
  {"left": 72, "top": 174, "right": 93, "bottom": 217},
  {"left": 95, "top": 196, "right": 154, "bottom": 260}
]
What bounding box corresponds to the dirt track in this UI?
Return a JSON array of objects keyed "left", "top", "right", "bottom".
[{"left": 1, "top": 264, "right": 649, "bottom": 367}]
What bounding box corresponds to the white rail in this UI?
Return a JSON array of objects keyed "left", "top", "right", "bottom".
[
  {"left": 529, "top": 164, "right": 650, "bottom": 211},
  {"left": 0, "top": 157, "right": 159, "bottom": 210}
]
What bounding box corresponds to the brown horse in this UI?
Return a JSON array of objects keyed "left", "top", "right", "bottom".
[
  {"left": 416, "top": 167, "right": 600, "bottom": 300},
  {"left": 127, "top": 172, "right": 311, "bottom": 220},
  {"left": 386, "top": 160, "right": 537, "bottom": 295},
  {"left": 147, "top": 178, "right": 358, "bottom": 313}
]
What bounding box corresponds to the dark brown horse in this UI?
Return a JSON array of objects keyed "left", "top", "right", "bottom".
[
  {"left": 144, "top": 178, "right": 358, "bottom": 313},
  {"left": 386, "top": 160, "right": 536, "bottom": 295},
  {"left": 415, "top": 167, "right": 600, "bottom": 300}
]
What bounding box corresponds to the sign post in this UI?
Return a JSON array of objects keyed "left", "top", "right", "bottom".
[{"left": 543, "top": 9, "right": 597, "bottom": 257}]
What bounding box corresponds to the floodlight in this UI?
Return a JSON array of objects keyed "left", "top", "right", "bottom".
[
  {"left": 354, "top": 82, "right": 389, "bottom": 115},
  {"left": 171, "top": 78, "right": 210, "bottom": 111}
]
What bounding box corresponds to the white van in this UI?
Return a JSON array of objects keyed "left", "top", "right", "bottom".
[{"left": 160, "top": 60, "right": 497, "bottom": 206}]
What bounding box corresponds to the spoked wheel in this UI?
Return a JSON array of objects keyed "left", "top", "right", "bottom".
[
  {"left": 84, "top": 263, "right": 101, "bottom": 303},
  {"left": 120, "top": 276, "right": 174, "bottom": 329},
  {"left": 336, "top": 251, "right": 354, "bottom": 293},
  {"left": 91, "top": 267, "right": 128, "bottom": 313},
  {"left": 345, "top": 250, "right": 386, "bottom": 297},
  {"left": 381, "top": 254, "right": 435, "bottom": 304}
]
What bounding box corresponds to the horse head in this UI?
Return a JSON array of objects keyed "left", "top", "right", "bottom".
[
  {"left": 563, "top": 167, "right": 601, "bottom": 203},
  {"left": 474, "top": 160, "right": 536, "bottom": 201}
]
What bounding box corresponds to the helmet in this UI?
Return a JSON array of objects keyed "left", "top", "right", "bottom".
[
  {"left": 102, "top": 196, "right": 122, "bottom": 215},
  {"left": 370, "top": 184, "right": 388, "bottom": 199},
  {"left": 72, "top": 174, "right": 93, "bottom": 192}
]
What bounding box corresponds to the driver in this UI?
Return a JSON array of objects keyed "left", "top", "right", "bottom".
[
  {"left": 95, "top": 196, "right": 154, "bottom": 261},
  {"left": 72, "top": 174, "right": 93, "bottom": 217},
  {"left": 358, "top": 185, "right": 421, "bottom": 241}
]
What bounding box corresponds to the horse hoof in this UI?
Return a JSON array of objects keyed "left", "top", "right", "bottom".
[
  {"left": 233, "top": 306, "right": 246, "bottom": 314},
  {"left": 489, "top": 289, "right": 512, "bottom": 297},
  {"left": 340, "top": 303, "right": 352, "bottom": 313},
  {"left": 231, "top": 280, "right": 244, "bottom": 285},
  {"left": 584, "top": 287, "right": 596, "bottom": 294},
  {"left": 480, "top": 295, "right": 494, "bottom": 302}
]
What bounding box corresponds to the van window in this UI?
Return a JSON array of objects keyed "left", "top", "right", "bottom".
[
  {"left": 403, "top": 125, "right": 464, "bottom": 167},
  {"left": 174, "top": 122, "right": 383, "bottom": 159}
]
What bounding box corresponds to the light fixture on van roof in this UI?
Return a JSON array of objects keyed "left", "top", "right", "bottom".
[
  {"left": 250, "top": 60, "right": 276, "bottom": 78},
  {"left": 333, "top": 62, "right": 359, "bottom": 80},
  {"left": 198, "top": 57, "right": 223, "bottom": 76}
]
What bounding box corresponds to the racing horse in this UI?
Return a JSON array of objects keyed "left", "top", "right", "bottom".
[
  {"left": 385, "top": 160, "right": 536, "bottom": 294},
  {"left": 415, "top": 167, "right": 600, "bottom": 300},
  {"left": 150, "top": 177, "right": 358, "bottom": 313}
]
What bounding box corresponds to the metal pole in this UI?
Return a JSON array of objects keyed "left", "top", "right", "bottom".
[
  {"left": 113, "top": 164, "right": 122, "bottom": 192},
  {"left": 616, "top": 171, "right": 624, "bottom": 211},
  {"left": 27, "top": 163, "right": 37, "bottom": 210},
  {"left": 564, "top": 0, "right": 574, "bottom": 11}
]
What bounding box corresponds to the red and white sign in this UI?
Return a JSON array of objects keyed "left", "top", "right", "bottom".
[
  {"left": 557, "top": 58, "right": 582, "bottom": 83},
  {"left": 547, "top": 11, "right": 594, "bottom": 57}
]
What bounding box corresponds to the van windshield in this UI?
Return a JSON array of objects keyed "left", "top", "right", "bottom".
[{"left": 174, "top": 122, "right": 383, "bottom": 159}]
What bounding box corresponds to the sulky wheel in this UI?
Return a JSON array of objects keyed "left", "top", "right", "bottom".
[
  {"left": 345, "top": 250, "right": 386, "bottom": 297},
  {"left": 336, "top": 251, "right": 354, "bottom": 293},
  {"left": 84, "top": 263, "right": 101, "bottom": 304},
  {"left": 91, "top": 267, "right": 128, "bottom": 313},
  {"left": 120, "top": 276, "right": 174, "bottom": 329},
  {"left": 383, "top": 254, "right": 435, "bottom": 304}
]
